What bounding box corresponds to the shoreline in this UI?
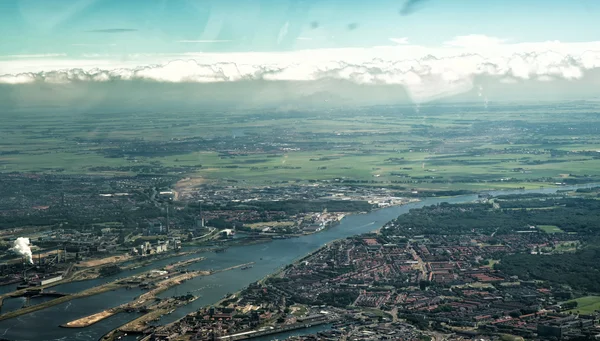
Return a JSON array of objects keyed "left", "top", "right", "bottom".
[
  {"left": 149, "top": 182, "right": 600, "bottom": 336},
  {"left": 97, "top": 261, "right": 256, "bottom": 341},
  {"left": 0, "top": 256, "right": 209, "bottom": 322},
  {"left": 2, "top": 183, "right": 598, "bottom": 340}
]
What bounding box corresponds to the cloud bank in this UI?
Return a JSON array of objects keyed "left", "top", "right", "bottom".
[{"left": 1, "top": 35, "right": 600, "bottom": 103}]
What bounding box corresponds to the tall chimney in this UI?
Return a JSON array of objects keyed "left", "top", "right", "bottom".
[{"left": 166, "top": 204, "right": 170, "bottom": 234}]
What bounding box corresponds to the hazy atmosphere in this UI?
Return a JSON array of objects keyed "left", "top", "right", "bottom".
[{"left": 2, "top": 2, "right": 600, "bottom": 341}]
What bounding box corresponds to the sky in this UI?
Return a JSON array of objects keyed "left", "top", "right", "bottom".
[{"left": 1, "top": 0, "right": 600, "bottom": 106}]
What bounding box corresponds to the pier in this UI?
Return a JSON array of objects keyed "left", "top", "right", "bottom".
[
  {"left": 97, "top": 262, "right": 255, "bottom": 341},
  {"left": 0, "top": 257, "right": 209, "bottom": 322}
]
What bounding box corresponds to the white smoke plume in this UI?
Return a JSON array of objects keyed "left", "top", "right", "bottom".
[
  {"left": 11, "top": 237, "right": 33, "bottom": 264},
  {"left": 478, "top": 85, "right": 489, "bottom": 109},
  {"left": 414, "top": 103, "right": 421, "bottom": 113}
]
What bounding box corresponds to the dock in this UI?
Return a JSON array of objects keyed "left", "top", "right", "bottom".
[
  {"left": 60, "top": 269, "right": 210, "bottom": 328},
  {"left": 1, "top": 257, "right": 208, "bottom": 322},
  {"left": 97, "top": 262, "right": 255, "bottom": 341}
]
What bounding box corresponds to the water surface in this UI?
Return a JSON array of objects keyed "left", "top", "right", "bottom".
[{"left": 0, "top": 183, "right": 596, "bottom": 340}]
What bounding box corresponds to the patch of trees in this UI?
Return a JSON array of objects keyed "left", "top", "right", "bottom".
[
  {"left": 318, "top": 266, "right": 356, "bottom": 277},
  {"left": 88, "top": 165, "right": 201, "bottom": 173},
  {"left": 265, "top": 277, "right": 290, "bottom": 284},
  {"left": 315, "top": 290, "right": 359, "bottom": 307},
  {"left": 174, "top": 294, "right": 195, "bottom": 301},
  {"left": 383, "top": 198, "right": 600, "bottom": 236},
  {"left": 498, "top": 199, "right": 565, "bottom": 209},
  {"left": 99, "top": 264, "right": 122, "bottom": 277},
  {"left": 561, "top": 301, "right": 578, "bottom": 310},
  {"left": 563, "top": 177, "right": 600, "bottom": 185},
  {"left": 497, "top": 248, "right": 600, "bottom": 293},
  {"left": 434, "top": 304, "right": 454, "bottom": 313},
  {"left": 495, "top": 193, "right": 556, "bottom": 200},
  {"left": 575, "top": 187, "right": 600, "bottom": 193},
  {"left": 205, "top": 219, "right": 243, "bottom": 229}
]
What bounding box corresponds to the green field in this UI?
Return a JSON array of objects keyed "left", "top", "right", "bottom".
[
  {"left": 3, "top": 102, "right": 600, "bottom": 190},
  {"left": 567, "top": 296, "right": 600, "bottom": 314},
  {"left": 538, "top": 225, "right": 564, "bottom": 234},
  {"left": 486, "top": 259, "right": 500, "bottom": 268},
  {"left": 290, "top": 304, "right": 308, "bottom": 317}
]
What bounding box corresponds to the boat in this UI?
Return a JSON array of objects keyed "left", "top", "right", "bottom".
[
  {"left": 241, "top": 265, "right": 253, "bottom": 270},
  {"left": 214, "top": 248, "right": 227, "bottom": 253}
]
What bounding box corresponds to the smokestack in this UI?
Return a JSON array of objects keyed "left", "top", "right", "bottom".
[
  {"left": 166, "top": 204, "right": 170, "bottom": 234},
  {"left": 11, "top": 237, "right": 33, "bottom": 264},
  {"left": 200, "top": 207, "right": 204, "bottom": 228}
]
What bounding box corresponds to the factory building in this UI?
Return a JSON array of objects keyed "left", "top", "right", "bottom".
[
  {"left": 221, "top": 229, "right": 236, "bottom": 239},
  {"left": 32, "top": 275, "right": 63, "bottom": 286},
  {"left": 132, "top": 239, "right": 179, "bottom": 256}
]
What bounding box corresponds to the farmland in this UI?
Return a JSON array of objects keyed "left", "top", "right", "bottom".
[{"left": 2, "top": 101, "right": 600, "bottom": 191}]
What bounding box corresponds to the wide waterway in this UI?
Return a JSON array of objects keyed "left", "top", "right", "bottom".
[{"left": 0, "top": 184, "right": 597, "bottom": 341}]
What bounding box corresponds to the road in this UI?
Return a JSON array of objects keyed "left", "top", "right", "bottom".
[{"left": 408, "top": 243, "right": 428, "bottom": 280}]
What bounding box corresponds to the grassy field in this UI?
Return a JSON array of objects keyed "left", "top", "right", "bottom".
[
  {"left": 538, "top": 225, "right": 564, "bottom": 234},
  {"left": 567, "top": 296, "right": 600, "bottom": 314},
  {"left": 486, "top": 259, "right": 500, "bottom": 268},
  {"left": 3, "top": 102, "right": 600, "bottom": 190},
  {"left": 290, "top": 304, "right": 308, "bottom": 317}
]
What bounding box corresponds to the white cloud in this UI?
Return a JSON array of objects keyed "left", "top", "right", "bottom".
[
  {"left": 537, "top": 75, "right": 555, "bottom": 82},
  {"left": 0, "top": 74, "right": 37, "bottom": 84},
  {"left": 2, "top": 35, "right": 600, "bottom": 103},
  {"left": 389, "top": 37, "right": 409, "bottom": 44}
]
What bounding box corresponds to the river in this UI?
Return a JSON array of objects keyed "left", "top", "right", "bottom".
[{"left": 0, "top": 183, "right": 596, "bottom": 341}]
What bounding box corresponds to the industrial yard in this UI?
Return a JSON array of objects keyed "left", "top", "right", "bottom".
[
  {"left": 0, "top": 255, "right": 208, "bottom": 321},
  {"left": 98, "top": 262, "right": 255, "bottom": 341}
]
